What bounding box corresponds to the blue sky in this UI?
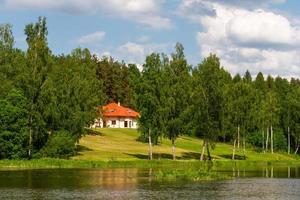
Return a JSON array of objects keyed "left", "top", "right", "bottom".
[{"left": 1, "top": 0, "right": 300, "bottom": 78}]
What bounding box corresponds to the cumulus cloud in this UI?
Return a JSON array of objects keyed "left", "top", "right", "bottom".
[
  {"left": 3, "top": 0, "right": 171, "bottom": 29},
  {"left": 116, "top": 42, "right": 169, "bottom": 66},
  {"left": 179, "top": 0, "right": 300, "bottom": 78},
  {"left": 77, "top": 31, "right": 106, "bottom": 45}
]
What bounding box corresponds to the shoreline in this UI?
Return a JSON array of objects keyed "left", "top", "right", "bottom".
[{"left": 0, "top": 159, "right": 299, "bottom": 170}]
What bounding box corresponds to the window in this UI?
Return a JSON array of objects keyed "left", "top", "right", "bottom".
[
  {"left": 124, "top": 121, "right": 128, "bottom": 128},
  {"left": 112, "top": 120, "right": 116, "bottom": 125}
]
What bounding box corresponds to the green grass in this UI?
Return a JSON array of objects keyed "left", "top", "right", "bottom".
[
  {"left": 73, "top": 128, "right": 300, "bottom": 161},
  {"left": 154, "top": 169, "right": 230, "bottom": 181},
  {"left": 0, "top": 128, "right": 299, "bottom": 170}
]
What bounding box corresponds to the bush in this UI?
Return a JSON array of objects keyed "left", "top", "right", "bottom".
[
  {"left": 41, "top": 131, "right": 76, "bottom": 158},
  {"left": 274, "top": 129, "right": 287, "bottom": 152},
  {"left": 246, "top": 129, "right": 287, "bottom": 151},
  {"left": 247, "top": 131, "right": 263, "bottom": 149},
  {"left": 0, "top": 89, "right": 29, "bottom": 159}
]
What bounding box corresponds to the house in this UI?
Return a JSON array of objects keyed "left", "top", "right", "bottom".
[{"left": 92, "top": 102, "right": 139, "bottom": 129}]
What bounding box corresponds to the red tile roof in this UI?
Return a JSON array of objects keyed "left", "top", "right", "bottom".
[{"left": 101, "top": 103, "right": 139, "bottom": 118}]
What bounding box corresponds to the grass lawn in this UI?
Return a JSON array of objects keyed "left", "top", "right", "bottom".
[
  {"left": 0, "top": 128, "right": 298, "bottom": 170},
  {"left": 72, "top": 128, "right": 299, "bottom": 161}
]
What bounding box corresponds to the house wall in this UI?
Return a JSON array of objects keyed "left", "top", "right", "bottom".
[{"left": 91, "top": 117, "right": 138, "bottom": 129}]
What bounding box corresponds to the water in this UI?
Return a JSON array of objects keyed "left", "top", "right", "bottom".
[{"left": 0, "top": 166, "right": 300, "bottom": 200}]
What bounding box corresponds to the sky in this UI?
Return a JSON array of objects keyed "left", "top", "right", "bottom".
[{"left": 1, "top": 0, "right": 300, "bottom": 78}]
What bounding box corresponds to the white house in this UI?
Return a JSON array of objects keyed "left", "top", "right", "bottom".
[{"left": 92, "top": 102, "right": 139, "bottom": 129}]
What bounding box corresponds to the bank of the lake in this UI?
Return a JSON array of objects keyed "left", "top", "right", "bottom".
[
  {"left": 1, "top": 159, "right": 300, "bottom": 170},
  {"left": 1, "top": 128, "right": 299, "bottom": 181},
  {"left": 73, "top": 128, "right": 299, "bottom": 161}
]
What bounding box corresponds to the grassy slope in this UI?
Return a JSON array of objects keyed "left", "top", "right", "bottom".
[{"left": 73, "top": 128, "right": 299, "bottom": 161}]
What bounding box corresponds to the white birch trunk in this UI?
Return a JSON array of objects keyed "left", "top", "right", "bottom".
[
  {"left": 288, "top": 127, "right": 290, "bottom": 154},
  {"left": 243, "top": 137, "right": 246, "bottom": 159},
  {"left": 262, "top": 129, "right": 265, "bottom": 153},
  {"left": 266, "top": 127, "right": 269, "bottom": 151},
  {"left": 200, "top": 140, "right": 206, "bottom": 161},
  {"left": 271, "top": 125, "right": 274, "bottom": 154},
  {"left": 232, "top": 139, "right": 236, "bottom": 160},
  {"left": 237, "top": 125, "right": 240, "bottom": 149},
  {"left": 148, "top": 129, "right": 153, "bottom": 160},
  {"left": 172, "top": 139, "right": 176, "bottom": 161}
]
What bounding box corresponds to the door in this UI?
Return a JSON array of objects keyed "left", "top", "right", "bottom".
[
  {"left": 103, "top": 120, "right": 106, "bottom": 128},
  {"left": 124, "top": 121, "right": 128, "bottom": 128}
]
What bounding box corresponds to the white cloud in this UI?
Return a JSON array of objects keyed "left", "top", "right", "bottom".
[
  {"left": 4, "top": 0, "right": 171, "bottom": 29},
  {"left": 116, "top": 42, "right": 169, "bottom": 66},
  {"left": 77, "top": 31, "right": 106, "bottom": 45},
  {"left": 137, "top": 35, "right": 151, "bottom": 43},
  {"left": 179, "top": 0, "right": 300, "bottom": 78}
]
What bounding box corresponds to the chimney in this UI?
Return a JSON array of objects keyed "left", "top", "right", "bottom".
[{"left": 118, "top": 101, "right": 120, "bottom": 106}]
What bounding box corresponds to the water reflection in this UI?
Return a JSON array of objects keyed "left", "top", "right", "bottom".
[
  {"left": 220, "top": 164, "right": 300, "bottom": 179},
  {"left": 0, "top": 164, "right": 299, "bottom": 200}
]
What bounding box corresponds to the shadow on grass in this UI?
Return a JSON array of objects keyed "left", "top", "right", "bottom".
[
  {"left": 75, "top": 145, "right": 93, "bottom": 156},
  {"left": 126, "top": 152, "right": 218, "bottom": 160},
  {"left": 181, "top": 152, "right": 201, "bottom": 160},
  {"left": 219, "top": 154, "right": 247, "bottom": 160},
  {"left": 126, "top": 153, "right": 174, "bottom": 160},
  {"left": 180, "top": 137, "right": 193, "bottom": 141}
]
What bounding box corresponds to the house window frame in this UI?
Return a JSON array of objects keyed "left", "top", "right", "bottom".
[{"left": 112, "top": 120, "right": 116, "bottom": 125}]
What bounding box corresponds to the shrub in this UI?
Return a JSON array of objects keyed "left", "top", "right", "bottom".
[
  {"left": 246, "top": 129, "right": 287, "bottom": 151},
  {"left": 247, "top": 131, "right": 263, "bottom": 149},
  {"left": 41, "top": 131, "right": 76, "bottom": 158},
  {"left": 274, "top": 129, "right": 287, "bottom": 152}
]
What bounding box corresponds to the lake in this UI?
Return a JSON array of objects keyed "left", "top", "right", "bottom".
[{"left": 0, "top": 164, "right": 300, "bottom": 200}]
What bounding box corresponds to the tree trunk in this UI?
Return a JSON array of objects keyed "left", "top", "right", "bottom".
[
  {"left": 28, "top": 116, "right": 33, "bottom": 158},
  {"left": 237, "top": 125, "right": 240, "bottom": 149},
  {"left": 148, "top": 129, "right": 153, "bottom": 160},
  {"left": 271, "top": 125, "right": 274, "bottom": 154},
  {"left": 206, "top": 142, "right": 211, "bottom": 161},
  {"left": 243, "top": 137, "right": 246, "bottom": 160},
  {"left": 266, "top": 127, "right": 269, "bottom": 151},
  {"left": 262, "top": 129, "right": 265, "bottom": 153},
  {"left": 232, "top": 139, "right": 236, "bottom": 160},
  {"left": 172, "top": 139, "right": 176, "bottom": 160},
  {"left": 288, "top": 127, "right": 290, "bottom": 154},
  {"left": 200, "top": 140, "right": 206, "bottom": 161},
  {"left": 295, "top": 140, "right": 299, "bottom": 155}
]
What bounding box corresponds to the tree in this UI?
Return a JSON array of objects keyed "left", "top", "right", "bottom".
[
  {"left": 38, "top": 48, "right": 104, "bottom": 141},
  {"left": 21, "top": 17, "right": 51, "bottom": 157},
  {"left": 225, "top": 81, "right": 257, "bottom": 159},
  {"left": 243, "top": 70, "right": 252, "bottom": 84},
  {"left": 137, "top": 53, "right": 165, "bottom": 160},
  {"left": 127, "top": 64, "right": 141, "bottom": 109},
  {"left": 0, "top": 89, "right": 29, "bottom": 159},
  {"left": 164, "top": 43, "right": 191, "bottom": 160},
  {"left": 254, "top": 72, "right": 267, "bottom": 151},
  {"left": 192, "top": 54, "right": 228, "bottom": 160},
  {"left": 274, "top": 77, "right": 291, "bottom": 154},
  {"left": 262, "top": 91, "right": 279, "bottom": 153},
  {"left": 0, "top": 23, "right": 21, "bottom": 96},
  {"left": 288, "top": 87, "right": 300, "bottom": 154}
]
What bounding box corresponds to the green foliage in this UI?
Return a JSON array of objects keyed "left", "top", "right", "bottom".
[
  {"left": 1, "top": 17, "right": 300, "bottom": 161},
  {"left": 247, "top": 131, "right": 264, "bottom": 149},
  {"left": 154, "top": 169, "right": 228, "bottom": 181},
  {"left": 39, "top": 48, "right": 104, "bottom": 140},
  {"left": 41, "top": 131, "right": 76, "bottom": 158},
  {"left": 274, "top": 129, "right": 288, "bottom": 151},
  {"left": 137, "top": 53, "right": 165, "bottom": 144},
  {"left": 0, "top": 89, "right": 28, "bottom": 159},
  {"left": 191, "top": 54, "right": 230, "bottom": 142}
]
